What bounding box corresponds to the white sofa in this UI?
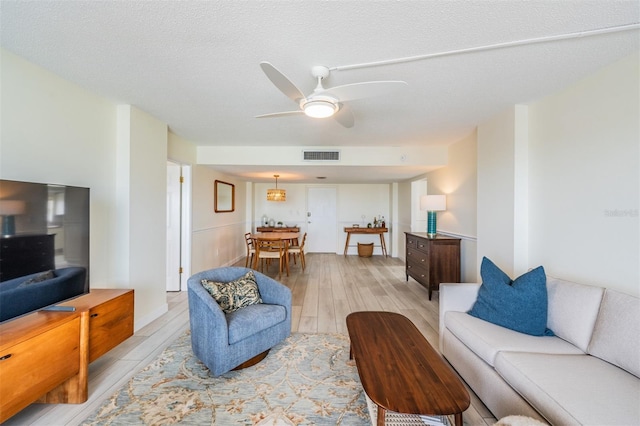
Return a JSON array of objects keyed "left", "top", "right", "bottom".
[{"left": 439, "top": 276, "right": 640, "bottom": 425}]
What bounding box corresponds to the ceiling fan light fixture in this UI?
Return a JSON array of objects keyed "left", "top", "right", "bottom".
[{"left": 303, "top": 99, "right": 338, "bottom": 118}]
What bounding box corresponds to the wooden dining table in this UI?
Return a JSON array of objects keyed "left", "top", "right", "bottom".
[{"left": 250, "top": 232, "right": 300, "bottom": 272}]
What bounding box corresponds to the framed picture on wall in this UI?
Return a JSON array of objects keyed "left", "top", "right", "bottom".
[{"left": 214, "top": 180, "right": 235, "bottom": 213}]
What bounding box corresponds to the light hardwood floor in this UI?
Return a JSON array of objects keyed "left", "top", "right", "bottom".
[{"left": 7, "top": 253, "right": 497, "bottom": 426}]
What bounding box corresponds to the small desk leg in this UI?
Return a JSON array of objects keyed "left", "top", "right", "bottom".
[
  {"left": 377, "top": 406, "right": 386, "bottom": 426},
  {"left": 379, "top": 234, "right": 388, "bottom": 257},
  {"left": 344, "top": 232, "right": 351, "bottom": 256}
]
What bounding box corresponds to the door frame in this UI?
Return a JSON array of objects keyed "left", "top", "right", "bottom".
[{"left": 166, "top": 162, "right": 191, "bottom": 292}]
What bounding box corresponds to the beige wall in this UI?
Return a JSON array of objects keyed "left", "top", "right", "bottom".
[
  {"left": 190, "top": 166, "right": 247, "bottom": 273},
  {"left": 426, "top": 130, "right": 478, "bottom": 282},
  {"left": 1, "top": 49, "right": 169, "bottom": 329}
]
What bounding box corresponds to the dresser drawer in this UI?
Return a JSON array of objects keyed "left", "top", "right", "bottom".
[
  {"left": 406, "top": 236, "right": 418, "bottom": 250},
  {"left": 0, "top": 316, "right": 80, "bottom": 422},
  {"left": 407, "top": 261, "right": 430, "bottom": 285},
  {"left": 406, "top": 247, "right": 429, "bottom": 265},
  {"left": 88, "top": 291, "right": 134, "bottom": 362}
]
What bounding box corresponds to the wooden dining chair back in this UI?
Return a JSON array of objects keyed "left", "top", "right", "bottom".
[
  {"left": 288, "top": 232, "right": 307, "bottom": 271},
  {"left": 254, "top": 237, "right": 289, "bottom": 279},
  {"left": 244, "top": 233, "right": 256, "bottom": 267}
]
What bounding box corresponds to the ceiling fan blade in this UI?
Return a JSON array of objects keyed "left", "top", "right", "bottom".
[
  {"left": 334, "top": 104, "right": 354, "bottom": 128},
  {"left": 255, "top": 111, "right": 305, "bottom": 118},
  {"left": 322, "top": 81, "right": 408, "bottom": 102},
  {"left": 260, "top": 62, "right": 306, "bottom": 103}
]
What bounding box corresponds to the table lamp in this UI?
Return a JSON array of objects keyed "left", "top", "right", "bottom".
[
  {"left": 420, "top": 195, "right": 446, "bottom": 238},
  {"left": 0, "top": 200, "right": 26, "bottom": 237}
]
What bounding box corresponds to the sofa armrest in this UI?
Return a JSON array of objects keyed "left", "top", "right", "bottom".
[{"left": 438, "top": 283, "right": 481, "bottom": 352}]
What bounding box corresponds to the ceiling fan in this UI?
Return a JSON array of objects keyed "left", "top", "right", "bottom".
[{"left": 256, "top": 62, "right": 408, "bottom": 128}]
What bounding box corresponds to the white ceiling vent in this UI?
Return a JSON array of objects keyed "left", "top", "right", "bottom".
[{"left": 302, "top": 150, "right": 341, "bottom": 161}]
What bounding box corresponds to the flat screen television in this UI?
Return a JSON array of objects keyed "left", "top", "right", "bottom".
[{"left": 0, "top": 179, "right": 90, "bottom": 322}]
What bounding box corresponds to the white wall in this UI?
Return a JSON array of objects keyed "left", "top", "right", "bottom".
[
  {"left": 0, "top": 49, "right": 169, "bottom": 328},
  {"left": 477, "top": 52, "right": 639, "bottom": 296},
  {"left": 528, "top": 53, "right": 639, "bottom": 295},
  {"left": 395, "top": 180, "right": 412, "bottom": 259},
  {"left": 115, "top": 105, "right": 169, "bottom": 325},
  {"left": 426, "top": 130, "right": 479, "bottom": 282},
  {"left": 253, "top": 182, "right": 391, "bottom": 255}
]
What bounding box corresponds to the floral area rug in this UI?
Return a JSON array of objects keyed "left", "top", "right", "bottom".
[{"left": 81, "top": 332, "right": 370, "bottom": 425}]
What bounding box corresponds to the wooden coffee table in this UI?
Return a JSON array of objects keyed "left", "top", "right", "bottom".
[{"left": 346, "top": 311, "right": 470, "bottom": 426}]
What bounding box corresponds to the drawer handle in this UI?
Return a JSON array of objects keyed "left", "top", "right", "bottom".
[
  {"left": 90, "top": 313, "right": 99, "bottom": 318},
  {"left": 0, "top": 354, "right": 12, "bottom": 361}
]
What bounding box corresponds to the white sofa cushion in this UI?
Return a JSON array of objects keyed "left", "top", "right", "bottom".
[
  {"left": 546, "top": 276, "right": 604, "bottom": 352},
  {"left": 495, "top": 352, "right": 640, "bottom": 426},
  {"left": 444, "top": 311, "right": 582, "bottom": 367},
  {"left": 588, "top": 289, "right": 640, "bottom": 378}
]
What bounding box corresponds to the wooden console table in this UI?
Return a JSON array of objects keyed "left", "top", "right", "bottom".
[
  {"left": 0, "top": 289, "right": 134, "bottom": 422},
  {"left": 343, "top": 227, "right": 388, "bottom": 257}
]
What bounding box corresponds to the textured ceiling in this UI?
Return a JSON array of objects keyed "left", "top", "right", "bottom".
[{"left": 1, "top": 1, "right": 638, "bottom": 183}]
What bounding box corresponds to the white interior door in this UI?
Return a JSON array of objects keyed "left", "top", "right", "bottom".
[
  {"left": 166, "top": 162, "right": 181, "bottom": 291},
  {"left": 306, "top": 187, "right": 337, "bottom": 253}
]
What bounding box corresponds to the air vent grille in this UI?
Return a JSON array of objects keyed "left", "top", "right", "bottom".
[{"left": 302, "top": 150, "right": 341, "bottom": 161}]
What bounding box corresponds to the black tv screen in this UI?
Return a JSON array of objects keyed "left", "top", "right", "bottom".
[{"left": 0, "top": 179, "right": 90, "bottom": 322}]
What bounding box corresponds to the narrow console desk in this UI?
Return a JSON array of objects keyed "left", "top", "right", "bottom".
[{"left": 343, "top": 227, "right": 388, "bottom": 257}]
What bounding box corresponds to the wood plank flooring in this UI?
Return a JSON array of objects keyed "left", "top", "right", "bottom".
[{"left": 6, "top": 253, "right": 496, "bottom": 426}]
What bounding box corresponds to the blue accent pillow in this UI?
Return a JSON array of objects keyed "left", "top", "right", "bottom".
[{"left": 468, "top": 257, "right": 554, "bottom": 336}]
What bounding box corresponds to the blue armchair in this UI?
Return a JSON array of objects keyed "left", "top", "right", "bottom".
[{"left": 187, "top": 267, "right": 292, "bottom": 376}]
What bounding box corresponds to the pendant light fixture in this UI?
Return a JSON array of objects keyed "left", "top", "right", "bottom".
[{"left": 266, "top": 174, "right": 286, "bottom": 202}]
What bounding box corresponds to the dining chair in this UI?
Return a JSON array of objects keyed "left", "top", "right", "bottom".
[
  {"left": 244, "top": 233, "right": 256, "bottom": 267},
  {"left": 254, "top": 237, "right": 289, "bottom": 279},
  {"left": 288, "top": 232, "right": 307, "bottom": 271}
]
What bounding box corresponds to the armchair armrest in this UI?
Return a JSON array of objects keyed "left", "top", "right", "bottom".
[
  {"left": 187, "top": 275, "right": 230, "bottom": 346},
  {"left": 438, "top": 283, "right": 481, "bottom": 352},
  {"left": 254, "top": 272, "right": 292, "bottom": 324}
]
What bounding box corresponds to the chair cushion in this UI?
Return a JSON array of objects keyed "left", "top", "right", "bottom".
[
  {"left": 468, "top": 257, "right": 553, "bottom": 336},
  {"left": 226, "top": 303, "right": 287, "bottom": 345},
  {"left": 201, "top": 270, "right": 262, "bottom": 313}
]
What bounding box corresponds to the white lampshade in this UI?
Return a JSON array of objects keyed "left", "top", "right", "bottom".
[
  {"left": 420, "top": 195, "right": 446, "bottom": 212},
  {"left": 0, "top": 200, "right": 26, "bottom": 215}
]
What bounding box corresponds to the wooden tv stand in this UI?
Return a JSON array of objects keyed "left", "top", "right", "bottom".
[{"left": 0, "top": 289, "right": 134, "bottom": 423}]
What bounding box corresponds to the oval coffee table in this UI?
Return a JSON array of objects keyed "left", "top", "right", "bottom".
[{"left": 346, "top": 311, "right": 470, "bottom": 426}]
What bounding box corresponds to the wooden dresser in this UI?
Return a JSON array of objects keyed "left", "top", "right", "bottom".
[
  {"left": 405, "top": 232, "right": 461, "bottom": 300},
  {"left": 0, "top": 289, "right": 134, "bottom": 422}
]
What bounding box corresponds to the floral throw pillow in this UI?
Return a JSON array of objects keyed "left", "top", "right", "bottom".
[{"left": 201, "top": 270, "right": 262, "bottom": 314}]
